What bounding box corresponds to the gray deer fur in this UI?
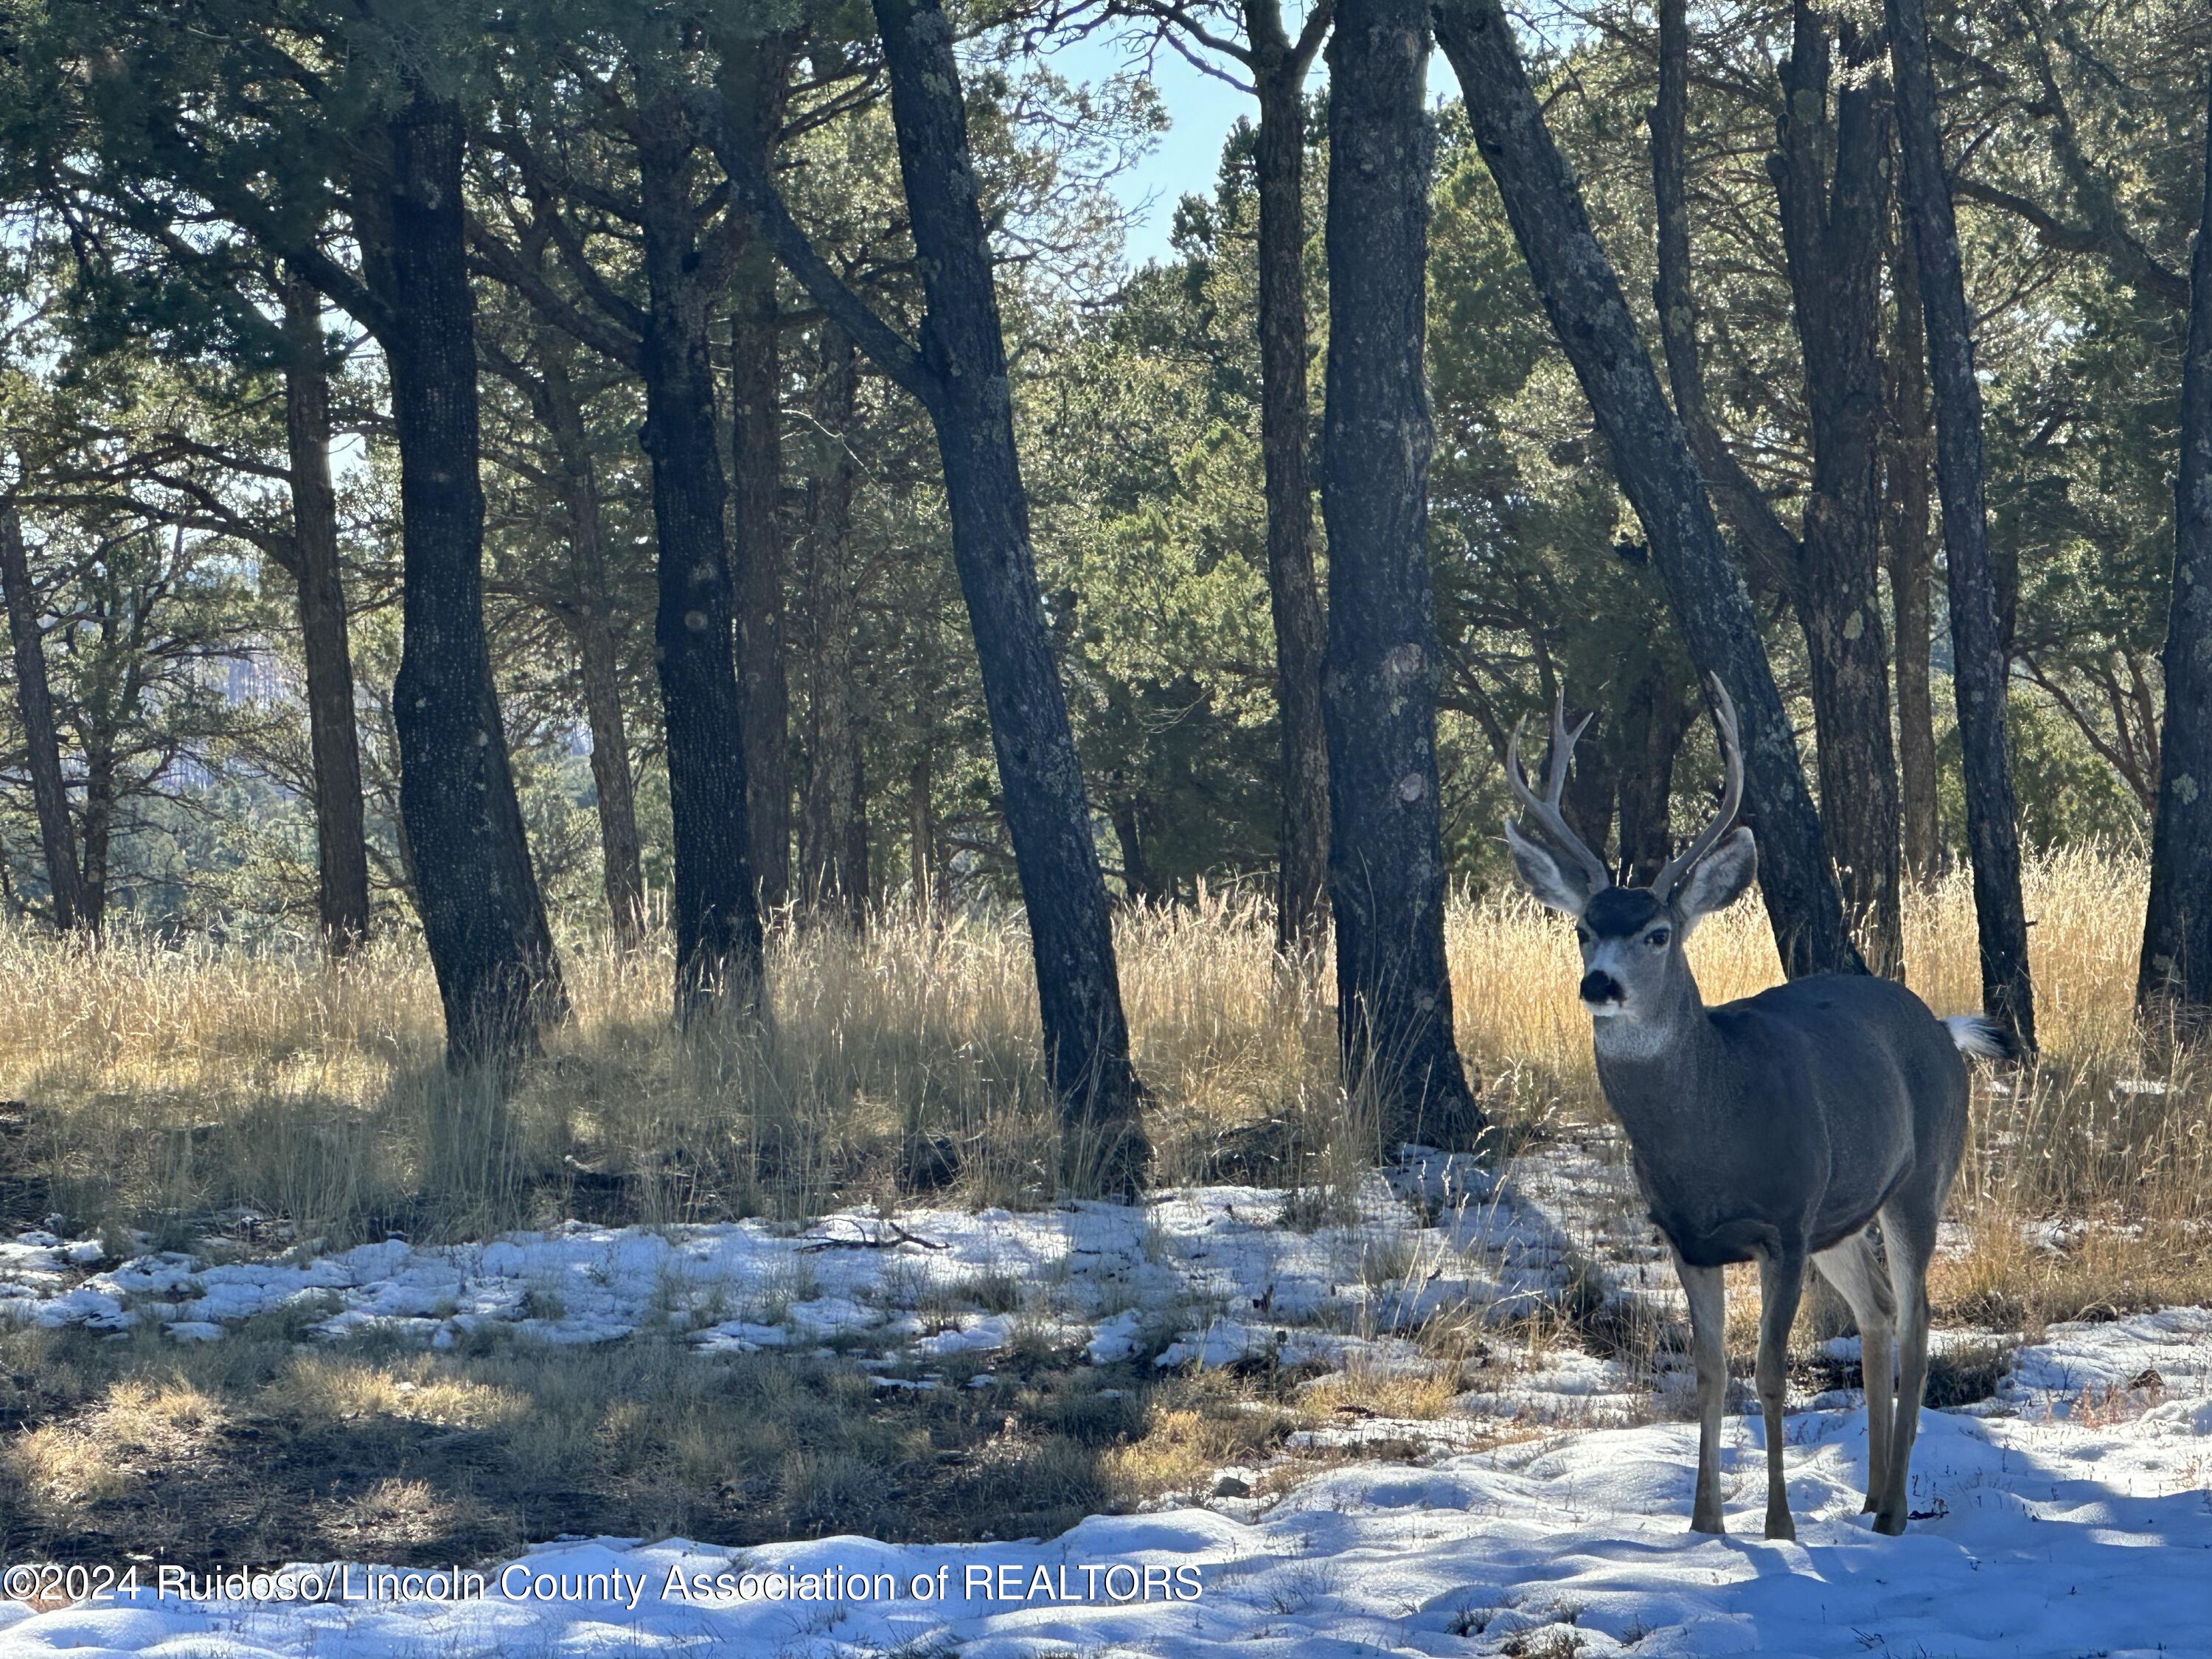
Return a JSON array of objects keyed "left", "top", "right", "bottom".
[{"left": 1503, "top": 680, "right": 2008, "bottom": 1539}]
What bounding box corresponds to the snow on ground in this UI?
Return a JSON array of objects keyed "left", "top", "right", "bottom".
[
  {"left": 0, "top": 1144, "right": 1590, "bottom": 1388},
  {"left": 1, "top": 1308, "right": 2206, "bottom": 1658},
  {"left": 6, "top": 1141, "right": 2209, "bottom": 1657}
]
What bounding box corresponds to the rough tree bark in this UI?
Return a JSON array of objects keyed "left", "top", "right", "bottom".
[
  {"left": 279, "top": 268, "right": 372, "bottom": 956},
  {"left": 704, "top": 0, "right": 1149, "bottom": 1194},
  {"left": 1613, "top": 656, "right": 1690, "bottom": 886},
  {"left": 365, "top": 89, "right": 566, "bottom": 1064},
  {"left": 1888, "top": 0, "right": 2037, "bottom": 1046},
  {"left": 1773, "top": 3, "right": 1903, "bottom": 974},
  {"left": 0, "top": 498, "right": 87, "bottom": 931},
  {"left": 533, "top": 333, "right": 646, "bottom": 945},
  {"left": 796, "top": 324, "right": 868, "bottom": 924},
  {"left": 1883, "top": 220, "right": 1942, "bottom": 885},
  {"left": 2139, "top": 73, "right": 2212, "bottom": 1018},
  {"left": 731, "top": 252, "right": 792, "bottom": 913},
  {"left": 1247, "top": 0, "right": 1332, "bottom": 950},
  {"left": 1321, "top": 0, "right": 1484, "bottom": 1146},
  {"left": 1436, "top": 0, "right": 1865, "bottom": 978},
  {"left": 635, "top": 61, "right": 764, "bottom": 1012}
]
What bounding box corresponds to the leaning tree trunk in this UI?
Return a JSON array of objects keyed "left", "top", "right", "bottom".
[
  {"left": 2139, "top": 73, "right": 2212, "bottom": 1019},
  {"left": 1888, "top": 0, "right": 2037, "bottom": 1047},
  {"left": 280, "top": 268, "right": 372, "bottom": 956},
  {"left": 636, "top": 72, "right": 763, "bottom": 1014},
  {"left": 372, "top": 90, "right": 566, "bottom": 1065},
  {"left": 1774, "top": 5, "right": 1903, "bottom": 975},
  {"left": 1884, "top": 220, "right": 1943, "bottom": 886},
  {"left": 873, "top": 0, "right": 1147, "bottom": 1192},
  {"left": 538, "top": 334, "right": 646, "bottom": 945},
  {"left": 1251, "top": 49, "right": 1332, "bottom": 951},
  {"left": 1321, "top": 0, "right": 1484, "bottom": 1147},
  {"left": 796, "top": 324, "right": 868, "bottom": 925},
  {"left": 0, "top": 498, "right": 87, "bottom": 931},
  {"left": 1436, "top": 0, "right": 1865, "bottom": 979}
]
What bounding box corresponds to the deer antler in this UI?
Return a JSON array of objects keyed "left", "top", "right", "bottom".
[
  {"left": 1506, "top": 690, "right": 1613, "bottom": 893},
  {"left": 1654, "top": 675, "right": 1745, "bottom": 902}
]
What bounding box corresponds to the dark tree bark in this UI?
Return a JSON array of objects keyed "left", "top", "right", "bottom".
[
  {"left": 1321, "top": 0, "right": 1484, "bottom": 1147},
  {"left": 635, "top": 63, "right": 764, "bottom": 1012},
  {"left": 1773, "top": 3, "right": 1903, "bottom": 975},
  {"left": 1560, "top": 703, "right": 1618, "bottom": 865},
  {"left": 1247, "top": 1, "right": 1333, "bottom": 951},
  {"left": 1613, "top": 657, "right": 1690, "bottom": 886},
  {"left": 279, "top": 268, "right": 372, "bottom": 956},
  {"left": 364, "top": 89, "right": 566, "bottom": 1065},
  {"left": 1883, "top": 220, "right": 1943, "bottom": 886},
  {"left": 1111, "top": 794, "right": 1164, "bottom": 907},
  {"left": 534, "top": 333, "right": 646, "bottom": 945},
  {"left": 796, "top": 324, "right": 867, "bottom": 924},
  {"left": 1888, "top": 0, "right": 2037, "bottom": 1046},
  {"left": 0, "top": 498, "right": 87, "bottom": 931},
  {"left": 2139, "top": 74, "right": 2212, "bottom": 1018},
  {"left": 706, "top": 0, "right": 1148, "bottom": 1192},
  {"left": 1436, "top": 0, "right": 1865, "bottom": 979},
  {"left": 731, "top": 260, "right": 791, "bottom": 913}
]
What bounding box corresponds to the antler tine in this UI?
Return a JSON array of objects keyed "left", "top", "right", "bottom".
[
  {"left": 1655, "top": 675, "right": 1747, "bottom": 901},
  {"left": 1506, "top": 689, "right": 1612, "bottom": 891}
]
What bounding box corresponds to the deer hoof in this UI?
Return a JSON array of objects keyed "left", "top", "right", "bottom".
[{"left": 1764, "top": 1509, "right": 1795, "bottom": 1542}]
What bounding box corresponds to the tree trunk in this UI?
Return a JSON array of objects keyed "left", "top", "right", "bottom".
[
  {"left": 1774, "top": 4, "right": 1903, "bottom": 975},
  {"left": 0, "top": 499, "right": 87, "bottom": 932},
  {"left": 1884, "top": 220, "right": 1942, "bottom": 886},
  {"left": 1251, "top": 46, "right": 1331, "bottom": 952},
  {"left": 732, "top": 253, "right": 792, "bottom": 911},
  {"left": 1647, "top": 0, "right": 1798, "bottom": 591},
  {"left": 1613, "top": 656, "right": 1688, "bottom": 886},
  {"left": 1888, "top": 0, "right": 2037, "bottom": 1046},
  {"left": 636, "top": 69, "right": 764, "bottom": 1012},
  {"left": 370, "top": 89, "right": 566, "bottom": 1065},
  {"left": 873, "top": 0, "right": 1147, "bottom": 1193},
  {"left": 78, "top": 736, "right": 112, "bottom": 931},
  {"left": 538, "top": 333, "right": 646, "bottom": 945},
  {"left": 1111, "top": 795, "right": 1162, "bottom": 907},
  {"left": 1321, "top": 0, "right": 1484, "bottom": 1147},
  {"left": 280, "top": 268, "right": 372, "bottom": 956},
  {"left": 1436, "top": 0, "right": 1865, "bottom": 979},
  {"left": 1560, "top": 704, "right": 1617, "bottom": 866},
  {"left": 797, "top": 324, "right": 866, "bottom": 925},
  {"left": 2139, "top": 73, "right": 2212, "bottom": 1018}
]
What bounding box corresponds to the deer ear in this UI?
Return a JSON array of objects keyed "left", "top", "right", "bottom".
[
  {"left": 1503, "top": 819, "right": 1595, "bottom": 914},
  {"left": 1675, "top": 826, "right": 1756, "bottom": 929}
]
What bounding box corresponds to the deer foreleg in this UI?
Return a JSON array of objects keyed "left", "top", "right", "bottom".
[
  {"left": 1756, "top": 1242, "right": 1806, "bottom": 1541},
  {"left": 1674, "top": 1254, "right": 1728, "bottom": 1534}
]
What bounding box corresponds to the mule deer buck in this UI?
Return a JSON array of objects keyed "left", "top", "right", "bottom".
[{"left": 1503, "top": 680, "right": 2008, "bottom": 1539}]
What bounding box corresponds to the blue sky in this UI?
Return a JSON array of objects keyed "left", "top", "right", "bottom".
[{"left": 1045, "top": 21, "right": 1307, "bottom": 270}]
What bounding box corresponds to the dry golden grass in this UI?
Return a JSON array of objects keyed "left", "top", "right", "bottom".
[{"left": 0, "top": 848, "right": 2205, "bottom": 1273}]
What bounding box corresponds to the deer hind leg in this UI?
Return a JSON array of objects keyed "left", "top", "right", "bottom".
[
  {"left": 1874, "top": 1197, "right": 1940, "bottom": 1535},
  {"left": 1674, "top": 1253, "right": 1728, "bottom": 1534},
  {"left": 1755, "top": 1242, "right": 1807, "bottom": 1541},
  {"left": 1813, "top": 1231, "right": 1897, "bottom": 1514}
]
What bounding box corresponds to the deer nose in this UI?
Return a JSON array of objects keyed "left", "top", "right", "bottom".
[{"left": 1579, "top": 969, "right": 1624, "bottom": 1005}]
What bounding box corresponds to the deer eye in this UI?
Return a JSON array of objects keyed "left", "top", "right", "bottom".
[{"left": 1645, "top": 928, "right": 1671, "bottom": 948}]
